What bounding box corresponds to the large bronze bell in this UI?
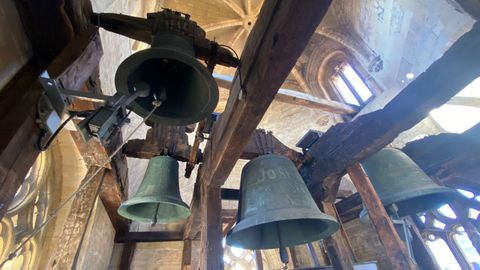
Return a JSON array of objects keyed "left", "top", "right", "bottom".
[
  {"left": 115, "top": 33, "right": 218, "bottom": 126},
  {"left": 226, "top": 155, "right": 339, "bottom": 250},
  {"left": 360, "top": 148, "right": 456, "bottom": 218},
  {"left": 117, "top": 156, "right": 190, "bottom": 223}
]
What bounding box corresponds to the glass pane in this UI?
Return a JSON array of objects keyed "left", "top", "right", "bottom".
[
  {"left": 332, "top": 75, "right": 360, "bottom": 106},
  {"left": 454, "top": 227, "right": 480, "bottom": 266},
  {"left": 457, "top": 189, "right": 475, "bottom": 199},
  {"left": 438, "top": 204, "right": 457, "bottom": 219},
  {"left": 469, "top": 208, "right": 480, "bottom": 219},
  {"left": 342, "top": 64, "right": 373, "bottom": 102},
  {"left": 426, "top": 238, "right": 461, "bottom": 270}
]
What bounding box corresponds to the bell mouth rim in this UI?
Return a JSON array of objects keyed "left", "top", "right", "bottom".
[
  {"left": 115, "top": 47, "right": 219, "bottom": 126},
  {"left": 381, "top": 186, "right": 457, "bottom": 216},
  {"left": 117, "top": 196, "right": 191, "bottom": 223},
  {"left": 226, "top": 208, "right": 340, "bottom": 249}
]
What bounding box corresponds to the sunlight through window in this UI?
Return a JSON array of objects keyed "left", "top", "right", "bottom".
[{"left": 426, "top": 237, "right": 461, "bottom": 270}]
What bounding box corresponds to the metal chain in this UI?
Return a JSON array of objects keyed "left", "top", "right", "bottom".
[{"left": 0, "top": 104, "right": 160, "bottom": 267}]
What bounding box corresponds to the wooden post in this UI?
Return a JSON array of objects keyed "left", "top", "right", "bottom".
[
  {"left": 347, "top": 163, "right": 418, "bottom": 270},
  {"left": 182, "top": 239, "right": 192, "bottom": 270},
  {"left": 119, "top": 242, "right": 136, "bottom": 270},
  {"left": 199, "top": 185, "right": 223, "bottom": 270},
  {"left": 255, "top": 250, "right": 264, "bottom": 270},
  {"left": 289, "top": 247, "right": 300, "bottom": 268},
  {"left": 322, "top": 202, "right": 355, "bottom": 270},
  {"left": 46, "top": 167, "right": 106, "bottom": 269},
  {"left": 307, "top": 243, "right": 321, "bottom": 267}
]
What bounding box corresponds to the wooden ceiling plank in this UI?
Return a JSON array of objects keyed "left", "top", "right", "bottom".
[{"left": 302, "top": 21, "right": 480, "bottom": 201}]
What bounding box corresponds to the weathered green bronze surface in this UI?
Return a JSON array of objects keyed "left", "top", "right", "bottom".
[
  {"left": 117, "top": 155, "right": 190, "bottom": 223},
  {"left": 360, "top": 148, "right": 456, "bottom": 218},
  {"left": 226, "top": 155, "right": 339, "bottom": 250},
  {"left": 115, "top": 32, "right": 218, "bottom": 126}
]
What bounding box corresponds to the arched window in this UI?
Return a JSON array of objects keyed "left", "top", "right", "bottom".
[{"left": 331, "top": 62, "right": 374, "bottom": 107}]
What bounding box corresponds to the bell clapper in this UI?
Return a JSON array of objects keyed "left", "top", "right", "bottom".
[
  {"left": 152, "top": 87, "right": 167, "bottom": 107},
  {"left": 276, "top": 222, "right": 289, "bottom": 269},
  {"left": 152, "top": 203, "right": 160, "bottom": 226}
]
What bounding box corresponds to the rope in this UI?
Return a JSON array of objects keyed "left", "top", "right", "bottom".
[{"left": 0, "top": 104, "right": 160, "bottom": 267}]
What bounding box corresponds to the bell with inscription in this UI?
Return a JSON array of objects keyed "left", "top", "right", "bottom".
[
  {"left": 226, "top": 155, "right": 339, "bottom": 250},
  {"left": 117, "top": 155, "right": 190, "bottom": 223},
  {"left": 359, "top": 148, "right": 456, "bottom": 219}
]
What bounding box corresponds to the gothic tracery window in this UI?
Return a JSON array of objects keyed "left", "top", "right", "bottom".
[
  {"left": 331, "top": 62, "right": 374, "bottom": 108},
  {"left": 0, "top": 152, "right": 51, "bottom": 270}
]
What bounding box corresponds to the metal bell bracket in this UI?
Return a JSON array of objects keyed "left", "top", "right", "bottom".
[
  {"left": 388, "top": 204, "right": 415, "bottom": 260},
  {"left": 38, "top": 73, "right": 154, "bottom": 145}
]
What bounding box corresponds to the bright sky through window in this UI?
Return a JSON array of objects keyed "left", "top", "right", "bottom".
[
  {"left": 342, "top": 65, "right": 373, "bottom": 102},
  {"left": 333, "top": 76, "right": 360, "bottom": 106},
  {"left": 430, "top": 77, "right": 480, "bottom": 133}
]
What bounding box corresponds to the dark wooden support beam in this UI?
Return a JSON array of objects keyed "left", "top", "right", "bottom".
[
  {"left": 184, "top": 182, "right": 202, "bottom": 240},
  {"left": 221, "top": 188, "right": 240, "bottom": 201},
  {"left": 91, "top": 12, "right": 239, "bottom": 67},
  {"left": 182, "top": 239, "right": 192, "bottom": 270},
  {"left": 185, "top": 0, "right": 332, "bottom": 250},
  {"left": 302, "top": 22, "right": 480, "bottom": 201},
  {"left": 200, "top": 0, "right": 332, "bottom": 188},
  {"left": 46, "top": 167, "right": 106, "bottom": 269},
  {"left": 0, "top": 26, "right": 102, "bottom": 220},
  {"left": 123, "top": 124, "right": 193, "bottom": 161},
  {"left": 115, "top": 231, "right": 186, "bottom": 243},
  {"left": 403, "top": 123, "right": 480, "bottom": 191},
  {"left": 347, "top": 163, "right": 418, "bottom": 270},
  {"left": 255, "top": 250, "right": 264, "bottom": 270},
  {"left": 335, "top": 193, "right": 362, "bottom": 224},
  {"left": 119, "top": 242, "right": 136, "bottom": 270},
  {"left": 240, "top": 129, "right": 303, "bottom": 165},
  {"left": 70, "top": 131, "right": 129, "bottom": 233},
  {"left": 322, "top": 202, "right": 355, "bottom": 270},
  {"left": 199, "top": 185, "right": 223, "bottom": 270},
  {"left": 289, "top": 247, "right": 300, "bottom": 269}
]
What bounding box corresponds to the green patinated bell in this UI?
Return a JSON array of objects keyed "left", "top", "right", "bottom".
[
  {"left": 226, "top": 155, "right": 340, "bottom": 250},
  {"left": 115, "top": 32, "right": 218, "bottom": 126},
  {"left": 117, "top": 156, "right": 190, "bottom": 223},
  {"left": 360, "top": 148, "right": 457, "bottom": 219}
]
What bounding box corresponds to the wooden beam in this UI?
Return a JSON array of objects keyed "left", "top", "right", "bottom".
[
  {"left": 0, "top": 26, "right": 102, "bottom": 220},
  {"left": 347, "top": 163, "right": 418, "bottom": 270},
  {"left": 182, "top": 239, "right": 192, "bottom": 270},
  {"left": 335, "top": 193, "right": 362, "bottom": 223},
  {"left": 255, "top": 250, "right": 264, "bottom": 270},
  {"left": 215, "top": 77, "right": 356, "bottom": 114},
  {"left": 119, "top": 242, "right": 136, "bottom": 270},
  {"left": 403, "top": 123, "right": 480, "bottom": 190},
  {"left": 70, "top": 131, "right": 129, "bottom": 233},
  {"left": 115, "top": 231, "right": 185, "bottom": 243},
  {"left": 124, "top": 128, "right": 303, "bottom": 168},
  {"left": 289, "top": 247, "right": 300, "bottom": 268},
  {"left": 91, "top": 12, "right": 239, "bottom": 68},
  {"left": 46, "top": 167, "right": 106, "bottom": 269},
  {"left": 199, "top": 185, "right": 223, "bottom": 270},
  {"left": 322, "top": 202, "right": 355, "bottom": 270},
  {"left": 302, "top": 21, "right": 480, "bottom": 201},
  {"left": 183, "top": 182, "right": 202, "bottom": 240},
  {"left": 201, "top": 0, "right": 332, "bottom": 188}
]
